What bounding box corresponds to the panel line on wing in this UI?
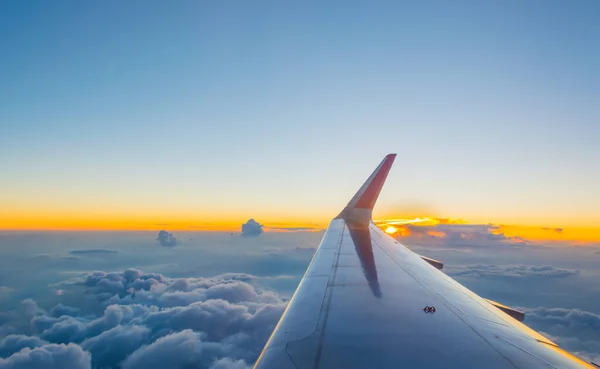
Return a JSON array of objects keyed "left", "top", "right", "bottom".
[
  {"left": 312, "top": 222, "right": 347, "bottom": 369},
  {"left": 283, "top": 221, "right": 346, "bottom": 369},
  {"left": 495, "top": 335, "right": 559, "bottom": 369},
  {"left": 369, "top": 224, "right": 521, "bottom": 369}
]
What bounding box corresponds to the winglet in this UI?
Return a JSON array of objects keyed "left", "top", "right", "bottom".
[{"left": 337, "top": 154, "right": 396, "bottom": 224}]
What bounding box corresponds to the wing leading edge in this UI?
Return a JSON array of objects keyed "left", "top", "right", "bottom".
[{"left": 253, "top": 154, "right": 595, "bottom": 369}]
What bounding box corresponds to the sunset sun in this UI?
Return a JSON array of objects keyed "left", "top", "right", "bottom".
[{"left": 385, "top": 225, "right": 398, "bottom": 234}]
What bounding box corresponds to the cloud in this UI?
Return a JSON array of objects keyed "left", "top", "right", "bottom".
[
  {"left": 241, "top": 219, "right": 263, "bottom": 236},
  {"left": 0, "top": 335, "right": 47, "bottom": 358},
  {"left": 249, "top": 247, "right": 317, "bottom": 257},
  {"left": 80, "top": 325, "right": 149, "bottom": 369},
  {"left": 0, "top": 300, "right": 45, "bottom": 337},
  {"left": 0, "top": 269, "right": 286, "bottom": 369},
  {"left": 447, "top": 264, "right": 580, "bottom": 279},
  {"left": 27, "top": 254, "right": 78, "bottom": 261},
  {"left": 389, "top": 223, "right": 533, "bottom": 248},
  {"left": 49, "top": 304, "right": 81, "bottom": 318},
  {"left": 64, "top": 269, "right": 283, "bottom": 308},
  {"left": 68, "top": 249, "right": 119, "bottom": 255},
  {"left": 541, "top": 227, "right": 564, "bottom": 234},
  {"left": 209, "top": 357, "right": 251, "bottom": 369},
  {"left": 290, "top": 247, "right": 316, "bottom": 253},
  {"left": 523, "top": 307, "right": 600, "bottom": 363},
  {"left": 0, "top": 287, "right": 13, "bottom": 298},
  {"left": 156, "top": 230, "right": 177, "bottom": 247},
  {"left": 0, "top": 343, "right": 91, "bottom": 369},
  {"left": 32, "top": 304, "right": 150, "bottom": 344},
  {"left": 121, "top": 329, "right": 248, "bottom": 369}
]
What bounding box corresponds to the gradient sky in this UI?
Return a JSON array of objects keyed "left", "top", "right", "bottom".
[{"left": 1, "top": 1, "right": 599, "bottom": 231}]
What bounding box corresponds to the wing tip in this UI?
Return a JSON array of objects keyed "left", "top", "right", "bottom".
[
  {"left": 337, "top": 153, "right": 397, "bottom": 223},
  {"left": 353, "top": 153, "right": 396, "bottom": 210}
]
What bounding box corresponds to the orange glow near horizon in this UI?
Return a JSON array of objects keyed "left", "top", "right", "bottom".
[
  {"left": 374, "top": 216, "right": 600, "bottom": 245},
  {"left": 0, "top": 213, "right": 326, "bottom": 232},
  {"left": 374, "top": 217, "right": 438, "bottom": 226},
  {"left": 1, "top": 213, "right": 599, "bottom": 244},
  {"left": 427, "top": 230, "right": 446, "bottom": 238}
]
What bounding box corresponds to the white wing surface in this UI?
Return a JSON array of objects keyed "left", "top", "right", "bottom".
[{"left": 254, "top": 154, "right": 596, "bottom": 369}]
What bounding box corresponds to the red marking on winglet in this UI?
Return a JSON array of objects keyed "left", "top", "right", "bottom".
[{"left": 354, "top": 154, "right": 396, "bottom": 209}]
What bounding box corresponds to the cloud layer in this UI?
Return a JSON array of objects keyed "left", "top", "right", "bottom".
[
  {"left": 0, "top": 343, "right": 91, "bottom": 369},
  {"left": 0, "top": 269, "right": 286, "bottom": 369},
  {"left": 447, "top": 264, "right": 580, "bottom": 279},
  {"left": 390, "top": 223, "right": 531, "bottom": 248},
  {"left": 524, "top": 307, "right": 600, "bottom": 363},
  {"left": 0, "top": 231, "right": 598, "bottom": 367},
  {"left": 68, "top": 249, "right": 119, "bottom": 255}
]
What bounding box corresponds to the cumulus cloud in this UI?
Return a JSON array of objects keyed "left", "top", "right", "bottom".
[
  {"left": 0, "top": 335, "right": 47, "bottom": 358},
  {"left": 0, "top": 269, "right": 286, "bottom": 369},
  {"left": 121, "top": 329, "right": 248, "bottom": 369},
  {"left": 68, "top": 249, "right": 119, "bottom": 255},
  {"left": 447, "top": 264, "right": 580, "bottom": 279},
  {"left": 523, "top": 307, "right": 600, "bottom": 363},
  {"left": 49, "top": 304, "right": 81, "bottom": 318},
  {"left": 209, "top": 357, "right": 251, "bottom": 369},
  {"left": 0, "top": 343, "right": 91, "bottom": 369},
  {"left": 64, "top": 269, "right": 283, "bottom": 308},
  {"left": 80, "top": 325, "right": 150, "bottom": 369},
  {"left": 0, "top": 300, "right": 45, "bottom": 337},
  {"left": 32, "top": 304, "right": 150, "bottom": 344},
  {"left": 389, "top": 223, "right": 532, "bottom": 249},
  {"left": 241, "top": 219, "right": 263, "bottom": 236},
  {"left": 156, "top": 230, "right": 177, "bottom": 247}
]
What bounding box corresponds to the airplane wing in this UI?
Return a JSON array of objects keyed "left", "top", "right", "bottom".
[{"left": 254, "top": 154, "right": 596, "bottom": 369}]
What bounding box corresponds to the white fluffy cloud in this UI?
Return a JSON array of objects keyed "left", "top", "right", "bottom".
[
  {"left": 121, "top": 330, "right": 246, "bottom": 369},
  {"left": 209, "top": 357, "right": 250, "bottom": 369},
  {"left": 0, "top": 343, "right": 91, "bottom": 369},
  {"left": 0, "top": 270, "right": 286, "bottom": 369},
  {"left": 0, "top": 336, "right": 47, "bottom": 358},
  {"left": 524, "top": 307, "right": 600, "bottom": 363}
]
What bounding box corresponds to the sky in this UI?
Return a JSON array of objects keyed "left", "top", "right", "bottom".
[
  {"left": 1, "top": 1, "right": 599, "bottom": 234},
  {"left": 1, "top": 3, "right": 599, "bottom": 368}
]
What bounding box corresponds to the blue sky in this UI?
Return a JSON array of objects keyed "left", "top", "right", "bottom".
[
  {"left": 1, "top": 4, "right": 599, "bottom": 366},
  {"left": 1, "top": 1, "right": 599, "bottom": 228}
]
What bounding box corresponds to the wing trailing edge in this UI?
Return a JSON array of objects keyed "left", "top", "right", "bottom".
[{"left": 336, "top": 154, "right": 396, "bottom": 225}]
